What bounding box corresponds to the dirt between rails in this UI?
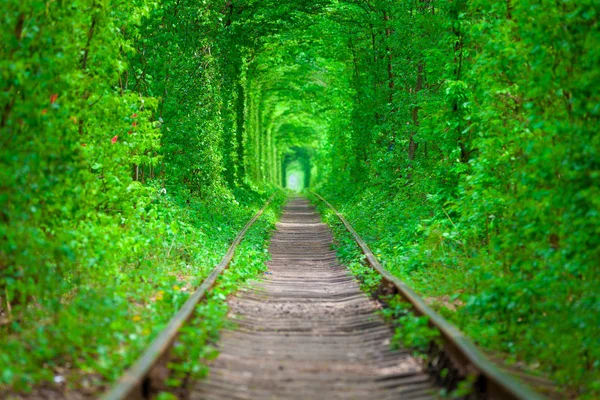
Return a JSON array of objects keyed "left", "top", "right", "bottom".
[{"left": 187, "top": 197, "right": 438, "bottom": 400}]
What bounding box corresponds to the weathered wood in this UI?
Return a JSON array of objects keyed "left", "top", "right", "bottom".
[{"left": 191, "top": 197, "right": 437, "bottom": 399}]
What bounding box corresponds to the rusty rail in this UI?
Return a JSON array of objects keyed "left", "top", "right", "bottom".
[
  {"left": 102, "top": 195, "right": 275, "bottom": 400},
  {"left": 313, "top": 192, "right": 544, "bottom": 400}
]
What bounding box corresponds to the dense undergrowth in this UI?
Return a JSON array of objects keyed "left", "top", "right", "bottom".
[
  {"left": 0, "top": 188, "right": 282, "bottom": 394},
  {"left": 314, "top": 182, "right": 599, "bottom": 397}
]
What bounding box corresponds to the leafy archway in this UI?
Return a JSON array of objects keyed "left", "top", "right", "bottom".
[{"left": 282, "top": 146, "right": 313, "bottom": 190}]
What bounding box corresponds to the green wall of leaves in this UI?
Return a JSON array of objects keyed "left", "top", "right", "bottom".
[{"left": 312, "top": 1, "right": 600, "bottom": 396}]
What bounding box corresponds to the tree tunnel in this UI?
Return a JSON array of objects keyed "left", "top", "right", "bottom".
[
  {"left": 240, "top": 31, "right": 343, "bottom": 191},
  {"left": 282, "top": 147, "right": 313, "bottom": 191}
]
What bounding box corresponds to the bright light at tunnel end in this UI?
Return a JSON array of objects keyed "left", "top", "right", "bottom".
[{"left": 287, "top": 171, "right": 305, "bottom": 192}]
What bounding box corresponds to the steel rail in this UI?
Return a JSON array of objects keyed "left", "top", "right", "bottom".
[
  {"left": 102, "top": 194, "right": 275, "bottom": 400},
  {"left": 313, "top": 192, "right": 544, "bottom": 400}
]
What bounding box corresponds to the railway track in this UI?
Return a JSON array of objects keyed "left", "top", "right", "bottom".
[
  {"left": 190, "top": 197, "right": 435, "bottom": 399},
  {"left": 104, "top": 195, "right": 544, "bottom": 400}
]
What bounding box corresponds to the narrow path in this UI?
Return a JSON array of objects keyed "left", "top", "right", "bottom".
[{"left": 191, "top": 197, "right": 437, "bottom": 399}]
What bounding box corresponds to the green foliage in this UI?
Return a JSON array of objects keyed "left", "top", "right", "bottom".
[
  {"left": 313, "top": 0, "right": 600, "bottom": 396},
  {"left": 380, "top": 296, "right": 440, "bottom": 353},
  {"left": 0, "top": 187, "right": 280, "bottom": 392},
  {"left": 1, "top": 0, "right": 287, "bottom": 392},
  {"left": 446, "top": 375, "right": 477, "bottom": 399},
  {"left": 2, "top": 0, "right": 599, "bottom": 397}
]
